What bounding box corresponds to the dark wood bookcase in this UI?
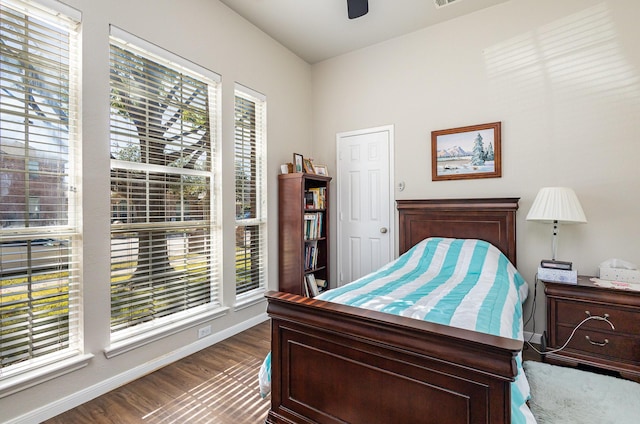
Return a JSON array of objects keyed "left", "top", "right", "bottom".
[{"left": 278, "top": 173, "right": 331, "bottom": 296}]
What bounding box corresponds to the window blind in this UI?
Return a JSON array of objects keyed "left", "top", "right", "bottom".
[
  {"left": 234, "top": 84, "right": 267, "bottom": 295},
  {"left": 0, "top": 0, "right": 81, "bottom": 371},
  {"left": 109, "top": 28, "right": 221, "bottom": 335}
]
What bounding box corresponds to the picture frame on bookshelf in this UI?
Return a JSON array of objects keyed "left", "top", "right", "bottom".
[
  {"left": 293, "top": 153, "right": 304, "bottom": 173},
  {"left": 314, "top": 164, "right": 328, "bottom": 176},
  {"left": 303, "top": 158, "right": 315, "bottom": 174},
  {"left": 306, "top": 274, "right": 320, "bottom": 297}
]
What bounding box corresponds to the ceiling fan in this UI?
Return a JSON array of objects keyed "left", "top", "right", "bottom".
[{"left": 347, "top": 0, "right": 368, "bottom": 19}]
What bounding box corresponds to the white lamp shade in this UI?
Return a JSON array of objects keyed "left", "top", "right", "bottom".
[{"left": 526, "top": 187, "right": 587, "bottom": 224}]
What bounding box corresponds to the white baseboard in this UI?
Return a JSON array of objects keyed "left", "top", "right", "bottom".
[{"left": 9, "top": 313, "right": 269, "bottom": 424}]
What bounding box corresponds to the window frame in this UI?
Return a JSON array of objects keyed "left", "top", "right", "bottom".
[
  {"left": 234, "top": 83, "right": 268, "bottom": 306},
  {"left": 106, "top": 27, "right": 226, "bottom": 355},
  {"left": 0, "top": 0, "right": 91, "bottom": 397}
]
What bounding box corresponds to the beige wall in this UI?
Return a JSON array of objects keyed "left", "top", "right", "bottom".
[
  {"left": 4, "top": 0, "right": 640, "bottom": 421},
  {"left": 2, "top": 0, "right": 311, "bottom": 422},
  {"left": 311, "top": 0, "right": 640, "bottom": 333}
]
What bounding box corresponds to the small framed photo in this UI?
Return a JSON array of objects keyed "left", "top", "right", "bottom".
[
  {"left": 431, "top": 121, "right": 501, "bottom": 181},
  {"left": 314, "top": 164, "right": 328, "bottom": 176},
  {"left": 303, "top": 158, "right": 315, "bottom": 174},
  {"left": 280, "top": 164, "right": 289, "bottom": 174},
  {"left": 293, "top": 153, "right": 304, "bottom": 173}
]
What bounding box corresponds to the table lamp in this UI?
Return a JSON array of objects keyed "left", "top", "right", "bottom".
[{"left": 526, "top": 187, "right": 587, "bottom": 264}]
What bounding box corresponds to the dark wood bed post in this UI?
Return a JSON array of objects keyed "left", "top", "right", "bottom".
[{"left": 266, "top": 198, "right": 522, "bottom": 424}]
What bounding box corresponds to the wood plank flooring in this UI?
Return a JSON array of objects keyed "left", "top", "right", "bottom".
[{"left": 44, "top": 321, "right": 271, "bottom": 424}]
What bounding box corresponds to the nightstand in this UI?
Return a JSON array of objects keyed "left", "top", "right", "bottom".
[{"left": 542, "top": 275, "right": 640, "bottom": 382}]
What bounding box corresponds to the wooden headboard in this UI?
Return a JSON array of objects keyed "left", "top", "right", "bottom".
[{"left": 397, "top": 198, "right": 519, "bottom": 266}]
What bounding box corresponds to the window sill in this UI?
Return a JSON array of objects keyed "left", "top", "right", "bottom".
[
  {"left": 0, "top": 353, "right": 93, "bottom": 398},
  {"left": 104, "top": 306, "right": 229, "bottom": 359},
  {"left": 234, "top": 290, "right": 266, "bottom": 311}
]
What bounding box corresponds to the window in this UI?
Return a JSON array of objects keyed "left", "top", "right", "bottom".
[
  {"left": 234, "top": 84, "right": 267, "bottom": 297},
  {"left": 0, "top": 0, "right": 82, "bottom": 382},
  {"left": 108, "top": 27, "right": 222, "bottom": 342},
  {"left": 28, "top": 160, "right": 39, "bottom": 179},
  {"left": 28, "top": 196, "right": 40, "bottom": 220}
]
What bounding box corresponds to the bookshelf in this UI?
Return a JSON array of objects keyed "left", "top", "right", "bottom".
[{"left": 278, "top": 173, "right": 331, "bottom": 296}]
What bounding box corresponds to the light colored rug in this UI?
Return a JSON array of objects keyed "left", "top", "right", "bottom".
[{"left": 524, "top": 361, "right": 640, "bottom": 424}]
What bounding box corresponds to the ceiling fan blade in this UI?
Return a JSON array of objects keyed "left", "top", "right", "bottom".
[{"left": 347, "top": 0, "right": 368, "bottom": 19}]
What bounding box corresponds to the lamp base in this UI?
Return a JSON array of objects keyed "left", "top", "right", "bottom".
[{"left": 540, "top": 259, "right": 572, "bottom": 271}]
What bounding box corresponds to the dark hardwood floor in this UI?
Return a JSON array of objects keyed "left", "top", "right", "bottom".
[{"left": 44, "top": 321, "right": 271, "bottom": 424}]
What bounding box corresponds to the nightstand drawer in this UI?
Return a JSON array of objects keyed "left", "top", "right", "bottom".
[
  {"left": 555, "top": 299, "right": 640, "bottom": 335},
  {"left": 557, "top": 326, "right": 640, "bottom": 365}
]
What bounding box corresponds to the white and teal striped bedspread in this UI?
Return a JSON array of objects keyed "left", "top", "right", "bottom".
[{"left": 261, "top": 237, "right": 537, "bottom": 423}]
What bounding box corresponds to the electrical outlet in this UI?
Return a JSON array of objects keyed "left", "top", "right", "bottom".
[{"left": 198, "top": 325, "right": 212, "bottom": 338}]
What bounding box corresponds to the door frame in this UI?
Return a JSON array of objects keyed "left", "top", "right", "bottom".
[{"left": 335, "top": 124, "right": 395, "bottom": 286}]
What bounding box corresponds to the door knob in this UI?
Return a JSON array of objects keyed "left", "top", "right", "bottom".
[{"left": 380, "top": 227, "right": 388, "bottom": 234}]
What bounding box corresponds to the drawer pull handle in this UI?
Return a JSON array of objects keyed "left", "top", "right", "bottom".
[
  {"left": 584, "top": 311, "right": 615, "bottom": 330},
  {"left": 584, "top": 310, "right": 609, "bottom": 319},
  {"left": 585, "top": 336, "right": 609, "bottom": 347}
]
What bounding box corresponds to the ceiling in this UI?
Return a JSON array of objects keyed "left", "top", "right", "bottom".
[{"left": 219, "top": 0, "right": 509, "bottom": 64}]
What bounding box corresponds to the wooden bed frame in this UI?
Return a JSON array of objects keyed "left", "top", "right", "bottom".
[{"left": 266, "top": 198, "right": 522, "bottom": 424}]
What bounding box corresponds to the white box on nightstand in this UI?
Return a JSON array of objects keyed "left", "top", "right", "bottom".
[
  {"left": 537, "top": 266, "right": 577, "bottom": 284},
  {"left": 599, "top": 267, "right": 640, "bottom": 283}
]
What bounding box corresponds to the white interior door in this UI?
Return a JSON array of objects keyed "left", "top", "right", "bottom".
[{"left": 336, "top": 125, "right": 394, "bottom": 286}]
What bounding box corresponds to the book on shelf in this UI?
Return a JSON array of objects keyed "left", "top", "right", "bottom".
[
  {"left": 304, "top": 191, "right": 315, "bottom": 209},
  {"left": 304, "top": 187, "right": 326, "bottom": 209},
  {"left": 303, "top": 212, "right": 323, "bottom": 239},
  {"left": 304, "top": 241, "right": 319, "bottom": 270},
  {"left": 306, "top": 273, "right": 320, "bottom": 297},
  {"left": 303, "top": 213, "right": 316, "bottom": 239}
]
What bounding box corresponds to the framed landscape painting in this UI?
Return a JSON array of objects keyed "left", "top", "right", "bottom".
[{"left": 431, "top": 122, "right": 501, "bottom": 181}]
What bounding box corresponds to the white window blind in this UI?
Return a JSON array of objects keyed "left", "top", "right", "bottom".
[
  {"left": 234, "top": 84, "right": 267, "bottom": 296},
  {"left": 0, "top": 0, "right": 81, "bottom": 373},
  {"left": 109, "top": 28, "right": 221, "bottom": 336}
]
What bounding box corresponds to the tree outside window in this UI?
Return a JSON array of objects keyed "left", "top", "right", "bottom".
[{"left": 109, "top": 31, "right": 221, "bottom": 334}]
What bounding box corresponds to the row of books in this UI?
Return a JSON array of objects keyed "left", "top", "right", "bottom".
[
  {"left": 304, "top": 187, "right": 327, "bottom": 209},
  {"left": 303, "top": 273, "right": 328, "bottom": 297},
  {"left": 304, "top": 241, "right": 319, "bottom": 270},
  {"left": 304, "top": 212, "right": 324, "bottom": 240}
]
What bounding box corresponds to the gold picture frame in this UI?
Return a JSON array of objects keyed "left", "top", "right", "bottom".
[
  {"left": 303, "top": 158, "right": 315, "bottom": 174},
  {"left": 314, "top": 164, "right": 328, "bottom": 176},
  {"left": 431, "top": 121, "right": 501, "bottom": 181}
]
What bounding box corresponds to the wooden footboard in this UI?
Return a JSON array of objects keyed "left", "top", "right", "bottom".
[{"left": 265, "top": 291, "right": 522, "bottom": 424}]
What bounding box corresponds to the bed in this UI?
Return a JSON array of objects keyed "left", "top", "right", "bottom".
[{"left": 263, "top": 198, "right": 534, "bottom": 424}]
